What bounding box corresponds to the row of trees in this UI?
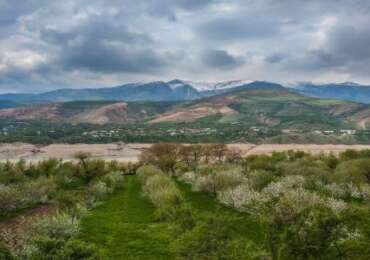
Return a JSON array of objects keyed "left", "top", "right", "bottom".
[
  {"left": 139, "top": 143, "right": 370, "bottom": 259},
  {"left": 0, "top": 154, "right": 129, "bottom": 259},
  {"left": 139, "top": 143, "right": 242, "bottom": 173}
]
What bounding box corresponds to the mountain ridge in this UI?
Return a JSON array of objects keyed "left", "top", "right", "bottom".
[
  {"left": 2, "top": 86, "right": 370, "bottom": 129},
  {"left": 1, "top": 80, "right": 370, "bottom": 105}
]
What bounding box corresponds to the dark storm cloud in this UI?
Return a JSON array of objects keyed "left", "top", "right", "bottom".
[
  {"left": 40, "top": 14, "right": 151, "bottom": 46},
  {"left": 38, "top": 13, "right": 166, "bottom": 74},
  {"left": 280, "top": 20, "right": 370, "bottom": 74},
  {"left": 202, "top": 49, "right": 243, "bottom": 70},
  {"left": 326, "top": 23, "right": 370, "bottom": 61},
  {"left": 60, "top": 41, "right": 167, "bottom": 73},
  {"left": 1, "top": 0, "right": 370, "bottom": 93}
]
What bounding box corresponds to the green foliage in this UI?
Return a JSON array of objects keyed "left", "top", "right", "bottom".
[
  {"left": 24, "top": 236, "right": 101, "bottom": 260},
  {"left": 247, "top": 170, "right": 276, "bottom": 191},
  {"left": 136, "top": 165, "right": 164, "bottom": 182},
  {"left": 335, "top": 158, "right": 370, "bottom": 184},
  {"left": 3, "top": 147, "right": 370, "bottom": 259},
  {"left": 140, "top": 168, "right": 185, "bottom": 221},
  {"left": 173, "top": 217, "right": 265, "bottom": 260},
  {"left": 0, "top": 241, "right": 13, "bottom": 260},
  {"left": 0, "top": 177, "right": 56, "bottom": 216}
]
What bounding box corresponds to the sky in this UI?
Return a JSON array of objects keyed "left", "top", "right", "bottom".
[{"left": 0, "top": 0, "right": 370, "bottom": 93}]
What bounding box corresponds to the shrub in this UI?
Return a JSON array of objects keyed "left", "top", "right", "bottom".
[
  {"left": 335, "top": 159, "right": 370, "bottom": 185},
  {"left": 0, "top": 184, "right": 22, "bottom": 213},
  {"left": 55, "top": 239, "right": 101, "bottom": 260},
  {"left": 28, "top": 213, "right": 79, "bottom": 240},
  {"left": 14, "top": 212, "right": 80, "bottom": 258},
  {"left": 143, "top": 174, "right": 184, "bottom": 209},
  {"left": 243, "top": 154, "right": 278, "bottom": 172},
  {"left": 139, "top": 166, "right": 186, "bottom": 221},
  {"left": 21, "top": 236, "right": 101, "bottom": 260},
  {"left": 136, "top": 165, "right": 163, "bottom": 182},
  {"left": 178, "top": 171, "right": 196, "bottom": 185},
  {"left": 193, "top": 168, "right": 244, "bottom": 195},
  {"left": 84, "top": 181, "right": 110, "bottom": 208},
  {"left": 325, "top": 183, "right": 370, "bottom": 201},
  {"left": 25, "top": 177, "right": 57, "bottom": 205},
  {"left": 217, "top": 183, "right": 264, "bottom": 212},
  {"left": 0, "top": 241, "right": 13, "bottom": 260},
  {"left": 173, "top": 217, "right": 266, "bottom": 260},
  {"left": 0, "top": 177, "right": 56, "bottom": 215},
  {"left": 100, "top": 171, "right": 123, "bottom": 190},
  {"left": 247, "top": 170, "right": 276, "bottom": 191},
  {"left": 278, "top": 158, "right": 331, "bottom": 183}
]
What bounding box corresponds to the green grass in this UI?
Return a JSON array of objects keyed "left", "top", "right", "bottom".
[
  {"left": 79, "top": 176, "right": 174, "bottom": 259},
  {"left": 78, "top": 176, "right": 265, "bottom": 259}
]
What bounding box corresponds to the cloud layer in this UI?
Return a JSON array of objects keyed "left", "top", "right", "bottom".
[{"left": 0, "top": 0, "right": 370, "bottom": 92}]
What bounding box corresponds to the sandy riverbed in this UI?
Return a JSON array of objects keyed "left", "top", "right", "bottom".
[{"left": 1, "top": 143, "right": 370, "bottom": 162}]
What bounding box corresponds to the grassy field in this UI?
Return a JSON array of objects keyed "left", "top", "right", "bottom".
[
  {"left": 78, "top": 176, "right": 265, "bottom": 259},
  {"left": 79, "top": 176, "right": 174, "bottom": 259}
]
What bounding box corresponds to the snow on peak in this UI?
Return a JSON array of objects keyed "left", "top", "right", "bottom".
[
  {"left": 184, "top": 79, "right": 252, "bottom": 92},
  {"left": 167, "top": 79, "right": 188, "bottom": 89}
]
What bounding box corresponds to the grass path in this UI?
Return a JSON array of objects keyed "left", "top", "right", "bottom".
[
  {"left": 79, "top": 176, "right": 265, "bottom": 259},
  {"left": 79, "top": 176, "right": 174, "bottom": 260}
]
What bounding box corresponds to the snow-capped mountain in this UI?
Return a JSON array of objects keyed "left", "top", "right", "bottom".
[
  {"left": 0, "top": 79, "right": 285, "bottom": 104},
  {"left": 183, "top": 79, "right": 252, "bottom": 92}
]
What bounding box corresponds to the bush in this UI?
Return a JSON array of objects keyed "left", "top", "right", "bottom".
[
  {"left": 0, "top": 160, "right": 28, "bottom": 184},
  {"left": 56, "top": 239, "right": 101, "bottom": 259},
  {"left": 247, "top": 170, "right": 276, "bottom": 191},
  {"left": 0, "top": 184, "right": 22, "bottom": 213},
  {"left": 335, "top": 159, "right": 370, "bottom": 185},
  {"left": 14, "top": 212, "right": 80, "bottom": 257},
  {"left": 193, "top": 168, "right": 245, "bottom": 195},
  {"left": 100, "top": 171, "right": 123, "bottom": 190},
  {"left": 136, "top": 165, "right": 163, "bottom": 182},
  {"left": 139, "top": 165, "right": 186, "bottom": 221},
  {"left": 22, "top": 236, "right": 101, "bottom": 260},
  {"left": 217, "top": 183, "right": 263, "bottom": 212},
  {"left": 143, "top": 174, "right": 184, "bottom": 209},
  {"left": 0, "top": 241, "right": 13, "bottom": 260},
  {"left": 0, "top": 177, "right": 56, "bottom": 215},
  {"left": 85, "top": 181, "right": 110, "bottom": 207},
  {"left": 173, "top": 217, "right": 266, "bottom": 260},
  {"left": 28, "top": 213, "right": 79, "bottom": 241}
]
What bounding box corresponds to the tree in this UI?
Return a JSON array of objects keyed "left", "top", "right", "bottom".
[
  {"left": 139, "top": 143, "right": 182, "bottom": 174},
  {"left": 210, "top": 144, "right": 228, "bottom": 162}
]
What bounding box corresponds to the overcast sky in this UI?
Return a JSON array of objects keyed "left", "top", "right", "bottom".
[{"left": 0, "top": 0, "right": 370, "bottom": 93}]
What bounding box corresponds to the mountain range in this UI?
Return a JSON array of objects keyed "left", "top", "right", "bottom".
[
  {"left": 290, "top": 82, "right": 370, "bottom": 104},
  {"left": 2, "top": 84, "right": 370, "bottom": 131},
  {"left": 2, "top": 80, "right": 370, "bottom": 105}
]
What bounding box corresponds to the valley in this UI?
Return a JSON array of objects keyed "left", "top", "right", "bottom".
[{"left": 2, "top": 86, "right": 370, "bottom": 144}]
